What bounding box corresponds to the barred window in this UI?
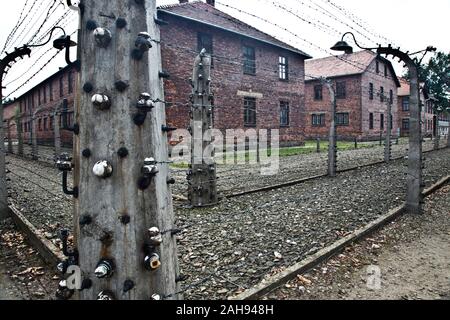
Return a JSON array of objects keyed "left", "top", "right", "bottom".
[
  {"left": 312, "top": 114, "right": 325, "bottom": 127},
  {"left": 402, "top": 97, "right": 409, "bottom": 111},
  {"left": 280, "top": 101, "right": 290, "bottom": 127},
  {"left": 243, "top": 45, "right": 256, "bottom": 75},
  {"left": 244, "top": 97, "right": 256, "bottom": 126},
  {"left": 336, "top": 112, "right": 349, "bottom": 126},
  {"left": 402, "top": 118, "right": 410, "bottom": 130},
  {"left": 279, "top": 56, "right": 288, "bottom": 81},
  {"left": 336, "top": 82, "right": 346, "bottom": 99},
  {"left": 314, "top": 85, "right": 323, "bottom": 100}
]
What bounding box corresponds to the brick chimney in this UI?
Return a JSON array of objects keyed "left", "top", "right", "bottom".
[
  {"left": 206, "top": 0, "right": 215, "bottom": 6},
  {"left": 179, "top": 0, "right": 188, "bottom": 3}
]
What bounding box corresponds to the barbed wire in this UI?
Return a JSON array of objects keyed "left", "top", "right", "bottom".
[
  {"left": 0, "top": 0, "right": 32, "bottom": 56},
  {"left": 4, "top": 49, "right": 63, "bottom": 100},
  {"left": 318, "top": 0, "right": 398, "bottom": 46},
  {"left": 27, "top": 0, "right": 66, "bottom": 46},
  {"left": 7, "top": 0, "right": 54, "bottom": 52}
]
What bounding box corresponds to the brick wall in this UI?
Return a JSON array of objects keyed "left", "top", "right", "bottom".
[
  {"left": 397, "top": 91, "right": 436, "bottom": 137},
  {"left": 160, "top": 14, "right": 306, "bottom": 146},
  {"left": 361, "top": 58, "right": 399, "bottom": 140},
  {"left": 304, "top": 75, "right": 362, "bottom": 140},
  {"left": 3, "top": 66, "right": 77, "bottom": 147}
]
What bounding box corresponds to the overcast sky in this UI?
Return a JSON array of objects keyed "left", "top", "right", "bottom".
[{"left": 1, "top": 0, "right": 449, "bottom": 100}]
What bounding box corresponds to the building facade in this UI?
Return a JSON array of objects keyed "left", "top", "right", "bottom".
[
  {"left": 3, "top": 65, "right": 77, "bottom": 147},
  {"left": 397, "top": 78, "right": 436, "bottom": 137},
  {"left": 304, "top": 50, "right": 400, "bottom": 141},
  {"left": 3, "top": 0, "right": 311, "bottom": 148},
  {"left": 159, "top": 1, "right": 310, "bottom": 146}
]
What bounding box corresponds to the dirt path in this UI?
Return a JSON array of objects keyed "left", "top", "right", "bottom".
[{"left": 271, "top": 184, "right": 450, "bottom": 300}]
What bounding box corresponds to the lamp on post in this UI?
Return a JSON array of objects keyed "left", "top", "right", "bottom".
[
  {"left": 29, "top": 26, "right": 77, "bottom": 67},
  {"left": 331, "top": 34, "right": 436, "bottom": 214}
]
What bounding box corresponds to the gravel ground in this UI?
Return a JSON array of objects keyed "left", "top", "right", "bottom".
[
  {"left": 10, "top": 138, "right": 446, "bottom": 197},
  {"left": 0, "top": 218, "right": 59, "bottom": 300},
  {"left": 270, "top": 183, "right": 450, "bottom": 300},
  {"left": 3, "top": 142, "right": 450, "bottom": 300}
]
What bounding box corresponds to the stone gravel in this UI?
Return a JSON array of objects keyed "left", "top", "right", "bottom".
[{"left": 4, "top": 141, "right": 450, "bottom": 300}]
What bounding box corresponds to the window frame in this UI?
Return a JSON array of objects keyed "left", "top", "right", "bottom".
[
  {"left": 336, "top": 81, "right": 346, "bottom": 99},
  {"left": 402, "top": 118, "right": 410, "bottom": 130},
  {"left": 369, "top": 83, "right": 374, "bottom": 100},
  {"left": 380, "top": 86, "right": 384, "bottom": 102},
  {"left": 278, "top": 56, "right": 289, "bottom": 81},
  {"left": 402, "top": 97, "right": 410, "bottom": 111},
  {"left": 242, "top": 45, "right": 256, "bottom": 75},
  {"left": 311, "top": 113, "right": 326, "bottom": 127},
  {"left": 380, "top": 113, "right": 385, "bottom": 130},
  {"left": 243, "top": 97, "right": 257, "bottom": 127},
  {"left": 336, "top": 112, "right": 349, "bottom": 126},
  {"left": 314, "top": 84, "right": 323, "bottom": 101},
  {"left": 280, "top": 101, "right": 290, "bottom": 127}
]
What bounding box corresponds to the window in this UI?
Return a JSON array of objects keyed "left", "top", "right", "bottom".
[
  {"left": 68, "top": 71, "right": 74, "bottom": 93},
  {"left": 197, "top": 32, "right": 213, "bottom": 66},
  {"left": 402, "top": 97, "right": 409, "bottom": 111},
  {"left": 50, "top": 116, "right": 54, "bottom": 130},
  {"left": 369, "top": 113, "right": 374, "bottom": 129},
  {"left": 369, "top": 83, "right": 374, "bottom": 100},
  {"left": 402, "top": 118, "right": 410, "bottom": 130},
  {"left": 376, "top": 61, "right": 380, "bottom": 73},
  {"left": 244, "top": 97, "right": 256, "bottom": 126},
  {"left": 336, "top": 113, "right": 349, "bottom": 126},
  {"left": 280, "top": 101, "right": 290, "bottom": 127},
  {"left": 312, "top": 114, "right": 325, "bottom": 127},
  {"left": 44, "top": 117, "right": 48, "bottom": 131},
  {"left": 389, "top": 89, "right": 393, "bottom": 104},
  {"left": 380, "top": 114, "right": 385, "bottom": 129},
  {"left": 314, "top": 85, "right": 323, "bottom": 100},
  {"left": 380, "top": 86, "right": 384, "bottom": 102},
  {"left": 38, "top": 119, "right": 42, "bottom": 131},
  {"left": 60, "top": 76, "right": 64, "bottom": 97},
  {"left": 384, "top": 64, "right": 388, "bottom": 77},
  {"left": 279, "top": 56, "right": 288, "bottom": 81},
  {"left": 336, "top": 82, "right": 346, "bottom": 99},
  {"left": 243, "top": 45, "right": 256, "bottom": 75}
]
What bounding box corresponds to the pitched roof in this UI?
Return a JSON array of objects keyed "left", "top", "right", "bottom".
[
  {"left": 398, "top": 78, "right": 429, "bottom": 97},
  {"left": 157, "top": 1, "right": 311, "bottom": 59},
  {"left": 305, "top": 50, "right": 400, "bottom": 87}
]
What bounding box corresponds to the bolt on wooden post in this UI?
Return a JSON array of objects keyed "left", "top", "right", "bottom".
[
  {"left": 73, "top": 0, "right": 179, "bottom": 300},
  {"left": 188, "top": 50, "right": 218, "bottom": 207}
]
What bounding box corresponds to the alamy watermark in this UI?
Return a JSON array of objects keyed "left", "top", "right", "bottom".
[{"left": 169, "top": 123, "right": 280, "bottom": 175}]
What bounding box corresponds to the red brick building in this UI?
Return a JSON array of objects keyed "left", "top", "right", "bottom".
[
  {"left": 304, "top": 50, "right": 401, "bottom": 141},
  {"left": 3, "top": 65, "right": 78, "bottom": 147},
  {"left": 159, "top": 0, "right": 311, "bottom": 145},
  {"left": 397, "top": 78, "right": 436, "bottom": 137},
  {"left": 3, "top": 0, "right": 311, "bottom": 147}
]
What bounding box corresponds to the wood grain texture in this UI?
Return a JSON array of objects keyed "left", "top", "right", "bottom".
[
  {"left": 188, "top": 52, "right": 218, "bottom": 207},
  {"left": 74, "top": 0, "right": 179, "bottom": 300}
]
